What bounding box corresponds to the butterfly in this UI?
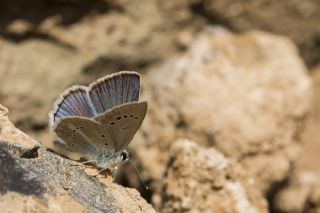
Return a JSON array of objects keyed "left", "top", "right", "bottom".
[{"left": 49, "top": 71, "right": 147, "bottom": 170}]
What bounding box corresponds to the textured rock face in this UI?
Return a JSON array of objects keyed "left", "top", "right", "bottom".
[
  {"left": 300, "top": 66, "right": 320, "bottom": 176},
  {"left": 162, "top": 139, "right": 267, "bottom": 213},
  {"left": 0, "top": 105, "right": 155, "bottom": 213},
  {"left": 273, "top": 66, "right": 320, "bottom": 213},
  {"left": 0, "top": 105, "right": 39, "bottom": 149},
  {"left": 272, "top": 170, "right": 320, "bottom": 213},
  {"left": 192, "top": 0, "right": 320, "bottom": 68},
  {"left": 134, "top": 28, "right": 312, "bottom": 209}
]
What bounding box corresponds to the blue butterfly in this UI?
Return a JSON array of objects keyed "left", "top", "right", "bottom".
[{"left": 49, "top": 71, "right": 147, "bottom": 170}]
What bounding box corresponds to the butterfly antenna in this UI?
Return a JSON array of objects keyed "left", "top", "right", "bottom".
[{"left": 128, "top": 158, "right": 149, "bottom": 190}]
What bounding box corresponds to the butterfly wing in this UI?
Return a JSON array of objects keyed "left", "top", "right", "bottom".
[
  {"left": 49, "top": 71, "right": 144, "bottom": 159},
  {"left": 88, "top": 71, "right": 140, "bottom": 114},
  {"left": 94, "top": 101, "right": 147, "bottom": 152},
  {"left": 49, "top": 86, "right": 96, "bottom": 129},
  {"left": 53, "top": 116, "right": 115, "bottom": 158}
]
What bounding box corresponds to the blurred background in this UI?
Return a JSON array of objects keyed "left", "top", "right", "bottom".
[{"left": 0, "top": 0, "right": 320, "bottom": 212}]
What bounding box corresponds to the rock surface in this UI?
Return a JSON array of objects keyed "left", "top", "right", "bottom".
[
  {"left": 272, "top": 170, "right": 320, "bottom": 213},
  {"left": 0, "top": 105, "right": 39, "bottom": 149},
  {"left": 192, "top": 0, "right": 320, "bottom": 68},
  {"left": 300, "top": 65, "right": 320, "bottom": 176},
  {"left": 273, "top": 65, "right": 320, "bottom": 213},
  {"left": 132, "top": 27, "right": 312, "bottom": 210},
  {"left": 0, "top": 104, "right": 155, "bottom": 213},
  {"left": 0, "top": 1, "right": 318, "bottom": 210},
  {"left": 162, "top": 139, "right": 267, "bottom": 213}
]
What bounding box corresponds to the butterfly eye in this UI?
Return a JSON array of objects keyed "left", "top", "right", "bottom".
[{"left": 121, "top": 151, "right": 129, "bottom": 161}]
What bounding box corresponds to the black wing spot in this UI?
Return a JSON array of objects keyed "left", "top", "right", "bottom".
[
  {"left": 116, "top": 116, "right": 122, "bottom": 120},
  {"left": 101, "top": 134, "right": 105, "bottom": 138},
  {"left": 104, "top": 143, "right": 108, "bottom": 146},
  {"left": 72, "top": 134, "right": 76, "bottom": 137},
  {"left": 110, "top": 122, "right": 115, "bottom": 125},
  {"left": 76, "top": 127, "right": 79, "bottom": 129},
  {"left": 134, "top": 117, "right": 138, "bottom": 119},
  {"left": 124, "top": 115, "right": 128, "bottom": 118},
  {"left": 72, "top": 129, "right": 76, "bottom": 132},
  {"left": 80, "top": 126, "right": 84, "bottom": 129},
  {"left": 130, "top": 115, "right": 133, "bottom": 117}
]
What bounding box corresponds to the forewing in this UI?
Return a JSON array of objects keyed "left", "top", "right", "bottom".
[
  {"left": 94, "top": 101, "right": 147, "bottom": 152},
  {"left": 53, "top": 116, "right": 115, "bottom": 156},
  {"left": 88, "top": 71, "right": 140, "bottom": 114},
  {"left": 49, "top": 86, "right": 96, "bottom": 128}
]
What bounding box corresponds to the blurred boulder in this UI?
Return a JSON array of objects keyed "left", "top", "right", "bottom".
[
  {"left": 273, "top": 170, "right": 320, "bottom": 213},
  {"left": 299, "top": 65, "right": 320, "bottom": 176},
  {"left": 192, "top": 0, "right": 320, "bottom": 68},
  {"left": 162, "top": 139, "right": 268, "bottom": 213},
  {"left": 132, "top": 27, "right": 312, "bottom": 209},
  {"left": 0, "top": 37, "right": 85, "bottom": 130}
]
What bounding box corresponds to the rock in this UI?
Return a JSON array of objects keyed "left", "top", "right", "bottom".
[
  {"left": 38, "top": 1, "right": 173, "bottom": 67},
  {"left": 307, "top": 185, "right": 320, "bottom": 213},
  {"left": 0, "top": 1, "right": 316, "bottom": 212},
  {"left": 0, "top": 37, "right": 85, "bottom": 129},
  {"left": 0, "top": 104, "right": 39, "bottom": 149},
  {"left": 299, "top": 65, "right": 320, "bottom": 177},
  {"left": 161, "top": 139, "right": 267, "bottom": 213},
  {"left": 0, "top": 104, "right": 155, "bottom": 213},
  {"left": 277, "top": 65, "right": 320, "bottom": 213},
  {"left": 273, "top": 170, "right": 320, "bottom": 213},
  {"left": 135, "top": 27, "right": 311, "bottom": 206},
  {"left": 193, "top": 0, "right": 320, "bottom": 68}
]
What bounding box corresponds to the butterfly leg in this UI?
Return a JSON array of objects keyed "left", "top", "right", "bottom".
[
  {"left": 70, "top": 160, "right": 96, "bottom": 168},
  {"left": 82, "top": 159, "right": 97, "bottom": 165},
  {"left": 93, "top": 166, "right": 116, "bottom": 177},
  {"left": 93, "top": 168, "right": 108, "bottom": 177}
]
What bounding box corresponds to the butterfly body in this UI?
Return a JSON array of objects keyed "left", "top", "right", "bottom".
[
  {"left": 92, "top": 150, "right": 125, "bottom": 169},
  {"left": 49, "top": 71, "right": 147, "bottom": 169}
]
